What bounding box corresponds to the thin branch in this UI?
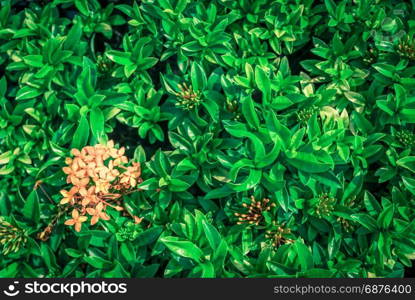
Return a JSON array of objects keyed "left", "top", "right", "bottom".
[{"left": 34, "top": 181, "right": 54, "bottom": 204}]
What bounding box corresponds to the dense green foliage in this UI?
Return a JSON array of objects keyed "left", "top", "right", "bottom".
[{"left": 1, "top": 0, "right": 415, "bottom": 278}]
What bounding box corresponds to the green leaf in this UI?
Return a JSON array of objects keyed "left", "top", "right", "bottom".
[
  {"left": 136, "top": 227, "right": 163, "bottom": 247},
  {"left": 41, "top": 243, "right": 59, "bottom": 270},
  {"left": 341, "top": 171, "right": 364, "bottom": 202},
  {"left": 160, "top": 237, "right": 204, "bottom": 262},
  {"left": 293, "top": 240, "right": 313, "bottom": 271},
  {"left": 103, "top": 261, "right": 130, "bottom": 278},
  {"left": 0, "top": 151, "right": 13, "bottom": 165},
  {"left": 62, "top": 259, "right": 82, "bottom": 277},
  {"left": 363, "top": 191, "right": 382, "bottom": 215},
  {"left": 241, "top": 96, "right": 260, "bottom": 130},
  {"left": 350, "top": 213, "right": 378, "bottom": 232},
  {"left": 23, "top": 190, "right": 40, "bottom": 223},
  {"left": 402, "top": 176, "right": 415, "bottom": 196},
  {"left": 271, "top": 96, "right": 294, "bottom": 111},
  {"left": 377, "top": 205, "right": 394, "bottom": 229},
  {"left": 0, "top": 262, "right": 19, "bottom": 277},
  {"left": 200, "top": 262, "right": 215, "bottom": 278},
  {"left": 169, "top": 178, "right": 191, "bottom": 192},
  {"left": 298, "top": 268, "right": 337, "bottom": 278},
  {"left": 90, "top": 108, "right": 105, "bottom": 140},
  {"left": 201, "top": 98, "right": 219, "bottom": 122},
  {"left": 0, "top": 165, "right": 14, "bottom": 175},
  {"left": 344, "top": 91, "right": 365, "bottom": 106},
  {"left": 137, "top": 57, "right": 158, "bottom": 70},
  {"left": 201, "top": 218, "right": 221, "bottom": 250},
  {"left": 71, "top": 114, "right": 90, "bottom": 149},
  {"left": 229, "top": 168, "right": 262, "bottom": 191},
  {"left": 106, "top": 50, "right": 133, "bottom": 65},
  {"left": 204, "top": 186, "right": 234, "bottom": 200},
  {"left": 255, "top": 66, "right": 271, "bottom": 99},
  {"left": 373, "top": 63, "right": 395, "bottom": 78},
  {"left": 120, "top": 242, "right": 136, "bottom": 264},
  {"left": 324, "top": 0, "right": 337, "bottom": 16},
  {"left": 23, "top": 55, "right": 43, "bottom": 68},
  {"left": 84, "top": 255, "right": 113, "bottom": 269},
  {"left": 65, "top": 248, "right": 83, "bottom": 258},
  {"left": 16, "top": 86, "right": 42, "bottom": 100},
  {"left": 75, "top": 0, "right": 90, "bottom": 15},
  {"left": 0, "top": 76, "right": 6, "bottom": 97},
  {"left": 212, "top": 242, "right": 228, "bottom": 272},
  {"left": 400, "top": 109, "right": 415, "bottom": 123},
  {"left": 64, "top": 21, "right": 82, "bottom": 50},
  {"left": 310, "top": 172, "right": 341, "bottom": 189},
  {"left": 397, "top": 156, "right": 415, "bottom": 173},
  {"left": 75, "top": 57, "right": 97, "bottom": 104},
  {"left": 190, "top": 61, "right": 207, "bottom": 91},
  {"left": 136, "top": 178, "right": 159, "bottom": 190},
  {"left": 286, "top": 152, "right": 332, "bottom": 173},
  {"left": 136, "top": 264, "right": 159, "bottom": 278}
]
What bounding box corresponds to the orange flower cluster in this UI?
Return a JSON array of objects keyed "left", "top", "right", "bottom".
[{"left": 60, "top": 140, "right": 142, "bottom": 232}]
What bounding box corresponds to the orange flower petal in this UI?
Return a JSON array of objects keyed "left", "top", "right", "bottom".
[
  {"left": 120, "top": 176, "right": 129, "bottom": 184},
  {"left": 90, "top": 216, "right": 99, "bottom": 225},
  {"left": 79, "top": 188, "right": 87, "bottom": 196},
  {"left": 71, "top": 176, "right": 79, "bottom": 185},
  {"left": 78, "top": 216, "right": 88, "bottom": 223},
  {"left": 81, "top": 198, "right": 90, "bottom": 206},
  {"left": 62, "top": 167, "right": 72, "bottom": 175},
  {"left": 64, "top": 219, "right": 75, "bottom": 226},
  {"left": 60, "top": 198, "right": 69, "bottom": 205},
  {"left": 100, "top": 213, "right": 110, "bottom": 221},
  {"left": 96, "top": 202, "right": 104, "bottom": 211},
  {"left": 80, "top": 177, "right": 90, "bottom": 186},
  {"left": 78, "top": 159, "right": 86, "bottom": 168},
  {"left": 72, "top": 209, "right": 79, "bottom": 219},
  {"left": 69, "top": 186, "right": 79, "bottom": 194},
  {"left": 71, "top": 149, "right": 81, "bottom": 156},
  {"left": 86, "top": 208, "right": 96, "bottom": 215},
  {"left": 74, "top": 222, "right": 82, "bottom": 232}
]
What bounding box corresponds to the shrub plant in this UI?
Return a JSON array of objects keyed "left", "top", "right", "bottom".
[{"left": 1, "top": 0, "right": 415, "bottom": 278}]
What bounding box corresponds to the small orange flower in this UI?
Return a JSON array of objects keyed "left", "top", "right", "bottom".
[
  {"left": 71, "top": 148, "right": 81, "bottom": 156},
  {"left": 64, "top": 209, "right": 87, "bottom": 232},
  {"left": 86, "top": 202, "right": 110, "bottom": 225},
  {"left": 84, "top": 146, "right": 95, "bottom": 156},
  {"left": 79, "top": 186, "right": 97, "bottom": 206},
  {"left": 106, "top": 160, "right": 120, "bottom": 181},
  {"left": 60, "top": 186, "right": 78, "bottom": 204},
  {"left": 120, "top": 162, "right": 141, "bottom": 188},
  {"left": 107, "top": 140, "right": 114, "bottom": 148},
  {"left": 95, "top": 178, "right": 111, "bottom": 194},
  {"left": 71, "top": 176, "right": 90, "bottom": 187},
  {"left": 62, "top": 166, "right": 77, "bottom": 184}
]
